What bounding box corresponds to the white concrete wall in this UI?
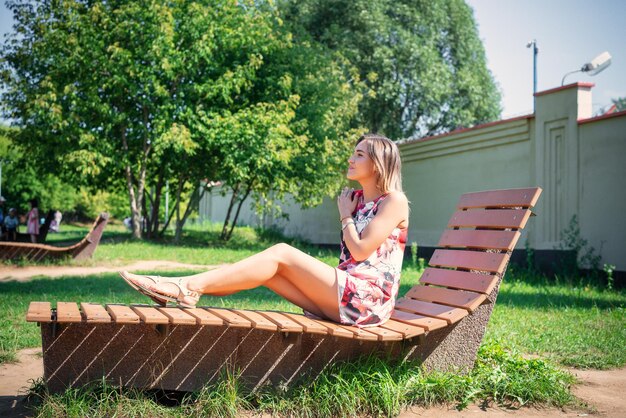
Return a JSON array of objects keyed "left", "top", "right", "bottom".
[
  {"left": 199, "top": 83, "right": 626, "bottom": 270},
  {"left": 399, "top": 116, "right": 534, "bottom": 249},
  {"left": 578, "top": 114, "right": 626, "bottom": 269}
]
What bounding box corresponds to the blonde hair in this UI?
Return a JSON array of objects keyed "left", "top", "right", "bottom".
[{"left": 356, "top": 133, "right": 403, "bottom": 193}]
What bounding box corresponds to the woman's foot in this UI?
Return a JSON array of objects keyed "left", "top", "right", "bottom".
[
  {"left": 119, "top": 271, "right": 169, "bottom": 306},
  {"left": 124, "top": 273, "right": 201, "bottom": 308}
]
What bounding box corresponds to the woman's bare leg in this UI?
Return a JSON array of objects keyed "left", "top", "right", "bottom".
[
  {"left": 265, "top": 274, "right": 330, "bottom": 319},
  {"left": 201, "top": 274, "right": 330, "bottom": 319},
  {"left": 130, "top": 244, "right": 341, "bottom": 321}
]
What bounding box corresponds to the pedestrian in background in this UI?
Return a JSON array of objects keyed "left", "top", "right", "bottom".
[{"left": 27, "top": 198, "right": 39, "bottom": 243}]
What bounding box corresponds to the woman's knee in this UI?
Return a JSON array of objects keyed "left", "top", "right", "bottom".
[
  {"left": 267, "top": 243, "right": 294, "bottom": 258},
  {"left": 266, "top": 243, "right": 300, "bottom": 268}
]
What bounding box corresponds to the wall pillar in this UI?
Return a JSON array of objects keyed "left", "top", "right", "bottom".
[{"left": 533, "top": 82, "right": 593, "bottom": 250}]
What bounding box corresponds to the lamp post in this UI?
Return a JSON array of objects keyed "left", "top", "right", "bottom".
[
  {"left": 561, "top": 51, "right": 612, "bottom": 86},
  {"left": 526, "top": 39, "right": 538, "bottom": 96}
]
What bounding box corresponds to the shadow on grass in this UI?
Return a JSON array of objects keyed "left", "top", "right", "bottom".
[
  {"left": 402, "top": 275, "right": 623, "bottom": 311},
  {"left": 496, "top": 285, "right": 623, "bottom": 310}
]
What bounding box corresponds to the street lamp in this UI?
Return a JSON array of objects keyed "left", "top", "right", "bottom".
[
  {"left": 526, "top": 39, "right": 539, "bottom": 95},
  {"left": 561, "top": 51, "right": 612, "bottom": 86},
  {"left": 527, "top": 39, "right": 538, "bottom": 112}
]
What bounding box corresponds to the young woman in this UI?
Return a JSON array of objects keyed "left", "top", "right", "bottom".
[
  {"left": 121, "top": 133, "right": 409, "bottom": 327},
  {"left": 26, "top": 199, "right": 40, "bottom": 244}
]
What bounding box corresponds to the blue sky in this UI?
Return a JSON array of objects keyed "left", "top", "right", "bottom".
[
  {"left": 467, "top": 0, "right": 626, "bottom": 118},
  {"left": 1, "top": 1, "right": 624, "bottom": 120}
]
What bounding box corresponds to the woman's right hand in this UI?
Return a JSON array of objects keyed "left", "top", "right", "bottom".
[{"left": 337, "top": 187, "right": 358, "bottom": 220}]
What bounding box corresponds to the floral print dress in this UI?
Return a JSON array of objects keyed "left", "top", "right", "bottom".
[
  {"left": 27, "top": 207, "right": 39, "bottom": 236},
  {"left": 335, "top": 190, "right": 407, "bottom": 327}
]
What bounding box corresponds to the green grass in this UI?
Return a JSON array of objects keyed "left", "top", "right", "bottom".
[
  {"left": 486, "top": 269, "right": 626, "bottom": 369},
  {"left": 28, "top": 343, "right": 577, "bottom": 417},
  {"left": 253, "top": 342, "right": 576, "bottom": 416}
]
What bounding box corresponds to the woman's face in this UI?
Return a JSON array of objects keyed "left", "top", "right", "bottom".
[{"left": 347, "top": 141, "right": 375, "bottom": 181}]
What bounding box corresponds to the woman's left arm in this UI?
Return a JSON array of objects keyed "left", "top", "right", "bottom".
[{"left": 341, "top": 192, "right": 408, "bottom": 261}]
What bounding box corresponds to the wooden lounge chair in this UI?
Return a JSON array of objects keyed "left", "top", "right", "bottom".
[
  {"left": 26, "top": 188, "right": 541, "bottom": 393},
  {"left": 2, "top": 213, "right": 109, "bottom": 262}
]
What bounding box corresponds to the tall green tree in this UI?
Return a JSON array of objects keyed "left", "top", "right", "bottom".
[
  {"left": 1, "top": 0, "right": 361, "bottom": 239},
  {"left": 280, "top": 0, "right": 502, "bottom": 139},
  {"left": 203, "top": 37, "right": 363, "bottom": 240},
  {"left": 0, "top": 125, "right": 81, "bottom": 216}
]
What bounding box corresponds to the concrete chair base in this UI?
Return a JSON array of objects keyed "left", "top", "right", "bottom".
[
  {"left": 40, "top": 322, "right": 412, "bottom": 393},
  {"left": 38, "top": 279, "right": 500, "bottom": 394}
]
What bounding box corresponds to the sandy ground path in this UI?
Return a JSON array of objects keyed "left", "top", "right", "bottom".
[
  {"left": 0, "top": 349, "right": 42, "bottom": 418},
  {"left": 1, "top": 263, "right": 625, "bottom": 417},
  {"left": 0, "top": 260, "right": 222, "bottom": 282}
]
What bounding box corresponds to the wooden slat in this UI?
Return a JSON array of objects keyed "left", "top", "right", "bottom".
[
  {"left": 438, "top": 229, "right": 521, "bottom": 251},
  {"left": 80, "top": 303, "right": 111, "bottom": 323},
  {"left": 429, "top": 249, "right": 509, "bottom": 274},
  {"left": 390, "top": 310, "right": 448, "bottom": 331},
  {"left": 259, "top": 311, "right": 304, "bottom": 333},
  {"left": 205, "top": 308, "right": 252, "bottom": 328},
  {"left": 405, "top": 285, "right": 486, "bottom": 312},
  {"left": 395, "top": 298, "right": 468, "bottom": 325},
  {"left": 282, "top": 313, "right": 329, "bottom": 335},
  {"left": 361, "top": 326, "right": 404, "bottom": 341},
  {"left": 106, "top": 304, "right": 141, "bottom": 324},
  {"left": 339, "top": 326, "right": 379, "bottom": 341},
  {"left": 419, "top": 267, "right": 499, "bottom": 294},
  {"left": 448, "top": 209, "right": 532, "bottom": 229},
  {"left": 56, "top": 302, "right": 82, "bottom": 323},
  {"left": 131, "top": 306, "right": 170, "bottom": 324},
  {"left": 319, "top": 321, "right": 357, "bottom": 338},
  {"left": 158, "top": 307, "right": 197, "bottom": 325},
  {"left": 184, "top": 308, "right": 225, "bottom": 326},
  {"left": 26, "top": 302, "right": 52, "bottom": 322},
  {"left": 457, "top": 187, "right": 542, "bottom": 209},
  {"left": 379, "top": 319, "right": 425, "bottom": 339},
  {"left": 232, "top": 309, "right": 277, "bottom": 331}
]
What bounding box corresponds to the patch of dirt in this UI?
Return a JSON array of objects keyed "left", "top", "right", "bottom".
[
  {"left": 0, "top": 260, "right": 222, "bottom": 282},
  {"left": 1, "top": 347, "right": 624, "bottom": 418},
  {"left": 0, "top": 348, "right": 43, "bottom": 418},
  {"left": 568, "top": 367, "right": 626, "bottom": 417},
  {"left": 400, "top": 405, "right": 584, "bottom": 417}
]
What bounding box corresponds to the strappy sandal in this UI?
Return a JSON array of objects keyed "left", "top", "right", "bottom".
[
  {"left": 119, "top": 271, "right": 169, "bottom": 306},
  {"left": 135, "top": 277, "right": 200, "bottom": 309}
]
